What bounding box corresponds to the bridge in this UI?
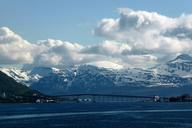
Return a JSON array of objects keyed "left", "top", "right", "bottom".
[{"left": 54, "top": 94, "right": 168, "bottom": 103}]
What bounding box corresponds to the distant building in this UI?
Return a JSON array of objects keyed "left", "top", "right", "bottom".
[
  {"left": 36, "top": 99, "right": 41, "bottom": 103},
  {"left": 78, "top": 98, "right": 92, "bottom": 103},
  {"left": 33, "top": 93, "right": 38, "bottom": 97},
  {"left": 154, "top": 96, "right": 160, "bottom": 102},
  {"left": 1, "top": 92, "right": 6, "bottom": 98}
]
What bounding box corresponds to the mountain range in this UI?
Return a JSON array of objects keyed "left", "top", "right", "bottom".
[{"left": 1, "top": 54, "right": 192, "bottom": 96}]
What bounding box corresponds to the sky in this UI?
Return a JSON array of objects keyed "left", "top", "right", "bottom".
[
  {"left": 0, "top": 0, "right": 192, "bottom": 69},
  {"left": 0, "top": 0, "right": 192, "bottom": 44}
]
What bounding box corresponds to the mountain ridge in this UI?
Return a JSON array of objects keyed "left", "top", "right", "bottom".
[
  {"left": 1, "top": 54, "right": 192, "bottom": 96},
  {"left": 0, "top": 71, "right": 39, "bottom": 97}
]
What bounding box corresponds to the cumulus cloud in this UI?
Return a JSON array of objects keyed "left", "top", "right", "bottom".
[
  {"left": 0, "top": 27, "right": 34, "bottom": 64},
  {"left": 32, "top": 39, "right": 83, "bottom": 67},
  {"left": 0, "top": 26, "right": 160, "bottom": 69},
  {"left": 81, "top": 40, "right": 131, "bottom": 56},
  {"left": 94, "top": 8, "right": 192, "bottom": 55},
  {"left": 121, "top": 54, "right": 157, "bottom": 68},
  {"left": 33, "top": 39, "right": 130, "bottom": 68},
  {"left": 3, "top": 7, "right": 192, "bottom": 69}
]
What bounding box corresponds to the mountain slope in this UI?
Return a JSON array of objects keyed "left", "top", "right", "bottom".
[
  {"left": 30, "top": 65, "right": 191, "bottom": 96},
  {"left": 0, "top": 71, "right": 36, "bottom": 97},
  {"left": 153, "top": 54, "right": 192, "bottom": 77}
]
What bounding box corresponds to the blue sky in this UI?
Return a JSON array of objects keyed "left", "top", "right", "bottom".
[{"left": 0, "top": 0, "right": 192, "bottom": 45}]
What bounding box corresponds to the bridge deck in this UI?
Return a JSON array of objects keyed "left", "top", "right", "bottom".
[{"left": 54, "top": 94, "right": 168, "bottom": 103}]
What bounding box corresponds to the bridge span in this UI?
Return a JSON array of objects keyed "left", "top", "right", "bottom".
[{"left": 54, "top": 94, "right": 168, "bottom": 103}]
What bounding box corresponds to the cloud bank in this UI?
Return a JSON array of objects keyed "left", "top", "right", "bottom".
[
  {"left": 94, "top": 8, "right": 192, "bottom": 54},
  {"left": 1, "top": 8, "right": 192, "bottom": 69},
  {"left": 0, "top": 27, "right": 156, "bottom": 69},
  {"left": 0, "top": 27, "right": 34, "bottom": 64}
]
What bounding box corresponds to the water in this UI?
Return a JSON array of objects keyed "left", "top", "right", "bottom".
[{"left": 1, "top": 102, "right": 192, "bottom": 128}]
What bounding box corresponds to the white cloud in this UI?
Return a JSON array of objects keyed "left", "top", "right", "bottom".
[
  {"left": 94, "top": 8, "right": 192, "bottom": 55},
  {"left": 122, "top": 54, "right": 157, "bottom": 68},
  {"left": 31, "top": 39, "right": 84, "bottom": 67},
  {"left": 81, "top": 40, "right": 131, "bottom": 56},
  {"left": 32, "top": 39, "right": 139, "bottom": 69},
  {"left": 0, "top": 27, "right": 159, "bottom": 69},
  {"left": 0, "top": 27, "right": 34, "bottom": 64}
]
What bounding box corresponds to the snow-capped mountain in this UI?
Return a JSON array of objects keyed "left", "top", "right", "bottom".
[
  {"left": 0, "top": 68, "right": 30, "bottom": 84},
  {"left": 153, "top": 54, "right": 192, "bottom": 78},
  {"left": 0, "top": 66, "right": 63, "bottom": 86},
  {"left": 1, "top": 54, "right": 192, "bottom": 96}
]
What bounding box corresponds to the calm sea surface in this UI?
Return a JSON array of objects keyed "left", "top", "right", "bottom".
[{"left": 0, "top": 102, "right": 192, "bottom": 128}]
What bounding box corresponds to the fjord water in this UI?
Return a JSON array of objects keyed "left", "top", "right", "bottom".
[{"left": 1, "top": 103, "right": 192, "bottom": 128}]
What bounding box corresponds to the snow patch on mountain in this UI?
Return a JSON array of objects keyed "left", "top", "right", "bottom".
[
  {"left": 0, "top": 66, "right": 62, "bottom": 86},
  {"left": 0, "top": 67, "right": 30, "bottom": 84},
  {"left": 87, "top": 61, "right": 123, "bottom": 70},
  {"left": 152, "top": 54, "right": 192, "bottom": 78}
]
